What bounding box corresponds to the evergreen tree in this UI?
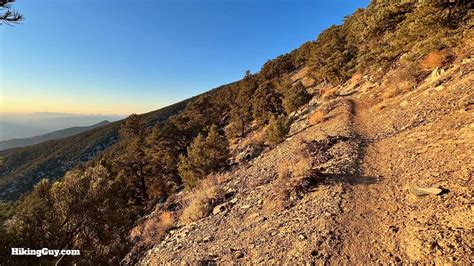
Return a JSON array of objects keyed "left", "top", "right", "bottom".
[
  {"left": 283, "top": 81, "right": 312, "bottom": 114},
  {"left": 229, "top": 73, "right": 258, "bottom": 138},
  {"left": 178, "top": 125, "right": 230, "bottom": 189},
  {"left": 266, "top": 115, "right": 290, "bottom": 145},
  {"left": 252, "top": 81, "right": 284, "bottom": 125},
  {"left": 115, "top": 114, "right": 150, "bottom": 207}
]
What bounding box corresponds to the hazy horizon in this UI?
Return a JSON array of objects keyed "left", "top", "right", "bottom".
[
  {"left": 0, "top": 112, "right": 125, "bottom": 141},
  {"left": 1, "top": 0, "right": 369, "bottom": 115}
]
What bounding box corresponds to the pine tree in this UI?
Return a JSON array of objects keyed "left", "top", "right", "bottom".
[
  {"left": 115, "top": 114, "right": 150, "bottom": 207},
  {"left": 178, "top": 125, "right": 230, "bottom": 189},
  {"left": 229, "top": 74, "right": 258, "bottom": 138},
  {"left": 1, "top": 0, "right": 22, "bottom": 25},
  {"left": 267, "top": 115, "right": 290, "bottom": 145},
  {"left": 283, "top": 81, "right": 312, "bottom": 114},
  {"left": 252, "top": 81, "right": 284, "bottom": 125}
]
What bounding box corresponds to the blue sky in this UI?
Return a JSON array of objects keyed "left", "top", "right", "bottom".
[{"left": 1, "top": 0, "right": 369, "bottom": 115}]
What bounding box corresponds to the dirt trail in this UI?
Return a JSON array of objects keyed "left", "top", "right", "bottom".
[
  {"left": 335, "top": 99, "right": 407, "bottom": 263},
  {"left": 335, "top": 62, "right": 473, "bottom": 263}
]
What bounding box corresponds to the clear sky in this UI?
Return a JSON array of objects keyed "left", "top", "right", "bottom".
[{"left": 1, "top": 0, "right": 369, "bottom": 115}]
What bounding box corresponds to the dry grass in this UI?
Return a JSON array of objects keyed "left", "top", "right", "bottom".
[
  {"left": 239, "top": 125, "right": 268, "bottom": 148},
  {"left": 180, "top": 176, "right": 225, "bottom": 225},
  {"left": 320, "top": 87, "right": 338, "bottom": 101},
  {"left": 308, "top": 110, "right": 326, "bottom": 125},
  {"left": 350, "top": 73, "right": 363, "bottom": 84},
  {"left": 374, "top": 103, "right": 387, "bottom": 112},
  {"left": 250, "top": 126, "right": 267, "bottom": 145},
  {"left": 380, "top": 62, "right": 422, "bottom": 100},
  {"left": 129, "top": 210, "right": 176, "bottom": 247},
  {"left": 420, "top": 50, "right": 451, "bottom": 70},
  {"left": 268, "top": 154, "right": 315, "bottom": 212}
]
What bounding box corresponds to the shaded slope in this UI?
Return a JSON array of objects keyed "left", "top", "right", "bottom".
[{"left": 0, "top": 120, "right": 111, "bottom": 151}]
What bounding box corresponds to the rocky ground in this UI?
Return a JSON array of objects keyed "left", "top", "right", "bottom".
[{"left": 137, "top": 59, "right": 473, "bottom": 264}]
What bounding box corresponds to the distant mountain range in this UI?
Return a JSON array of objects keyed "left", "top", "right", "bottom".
[
  {"left": 0, "top": 112, "right": 125, "bottom": 141},
  {"left": 0, "top": 120, "right": 111, "bottom": 151},
  {"left": 0, "top": 100, "right": 190, "bottom": 201}
]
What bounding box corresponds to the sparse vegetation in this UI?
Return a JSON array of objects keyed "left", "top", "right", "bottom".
[
  {"left": 270, "top": 154, "right": 315, "bottom": 211},
  {"left": 180, "top": 177, "right": 225, "bottom": 224},
  {"left": 420, "top": 50, "right": 452, "bottom": 70},
  {"left": 130, "top": 211, "right": 175, "bottom": 248},
  {"left": 381, "top": 61, "right": 424, "bottom": 100}
]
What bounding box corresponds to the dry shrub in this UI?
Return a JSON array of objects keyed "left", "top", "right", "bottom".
[
  {"left": 207, "top": 172, "right": 231, "bottom": 185},
  {"left": 374, "top": 103, "right": 387, "bottom": 112},
  {"left": 380, "top": 86, "right": 398, "bottom": 100},
  {"left": 320, "top": 87, "right": 338, "bottom": 101},
  {"left": 380, "top": 62, "right": 422, "bottom": 100},
  {"left": 308, "top": 110, "right": 326, "bottom": 125},
  {"left": 239, "top": 125, "right": 267, "bottom": 148},
  {"left": 159, "top": 211, "right": 174, "bottom": 229},
  {"left": 130, "top": 210, "right": 175, "bottom": 248},
  {"left": 269, "top": 154, "right": 315, "bottom": 211},
  {"left": 420, "top": 50, "right": 451, "bottom": 70},
  {"left": 180, "top": 176, "right": 225, "bottom": 224},
  {"left": 251, "top": 125, "right": 268, "bottom": 144},
  {"left": 350, "top": 73, "right": 363, "bottom": 84}
]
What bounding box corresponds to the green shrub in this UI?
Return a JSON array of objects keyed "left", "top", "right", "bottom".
[{"left": 266, "top": 115, "right": 290, "bottom": 145}]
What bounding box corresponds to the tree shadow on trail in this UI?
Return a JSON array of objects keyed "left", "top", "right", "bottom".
[{"left": 308, "top": 172, "right": 383, "bottom": 188}]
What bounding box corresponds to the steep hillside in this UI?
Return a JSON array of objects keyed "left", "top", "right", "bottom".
[
  {"left": 0, "top": 120, "right": 111, "bottom": 151},
  {"left": 1, "top": 1, "right": 472, "bottom": 264},
  {"left": 138, "top": 58, "right": 473, "bottom": 264}
]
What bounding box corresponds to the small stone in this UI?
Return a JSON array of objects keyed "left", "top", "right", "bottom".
[
  {"left": 203, "top": 236, "right": 213, "bottom": 242},
  {"left": 434, "top": 85, "right": 444, "bottom": 92},
  {"left": 241, "top": 204, "right": 252, "bottom": 209},
  {"left": 212, "top": 202, "right": 229, "bottom": 215},
  {"left": 400, "top": 100, "right": 409, "bottom": 108},
  {"left": 411, "top": 187, "right": 444, "bottom": 196},
  {"left": 298, "top": 234, "right": 307, "bottom": 240},
  {"left": 234, "top": 251, "right": 245, "bottom": 259}
]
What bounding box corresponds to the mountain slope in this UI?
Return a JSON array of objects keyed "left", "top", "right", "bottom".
[
  {"left": 1, "top": 1, "right": 472, "bottom": 264},
  {"left": 0, "top": 100, "right": 190, "bottom": 201},
  {"left": 0, "top": 113, "right": 124, "bottom": 141},
  {"left": 0, "top": 121, "right": 48, "bottom": 141},
  {"left": 0, "top": 120, "right": 111, "bottom": 151},
  {"left": 139, "top": 59, "right": 473, "bottom": 264}
]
